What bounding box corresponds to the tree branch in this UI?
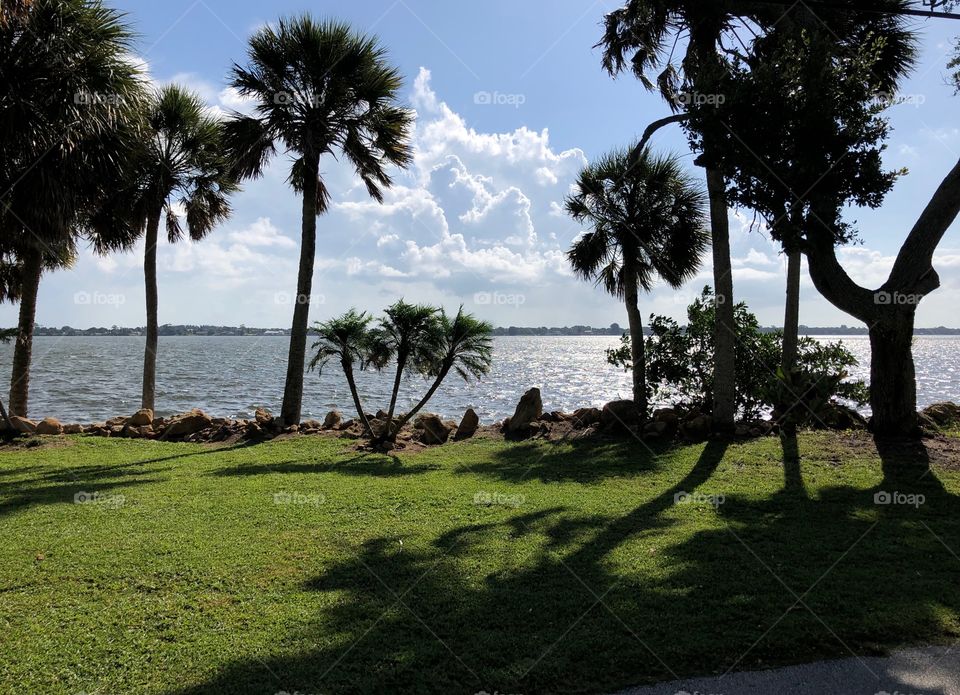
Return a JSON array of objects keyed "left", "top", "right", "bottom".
[{"left": 629, "top": 113, "right": 691, "bottom": 164}]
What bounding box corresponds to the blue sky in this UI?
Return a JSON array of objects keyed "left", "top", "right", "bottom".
[{"left": 6, "top": 0, "right": 960, "bottom": 329}]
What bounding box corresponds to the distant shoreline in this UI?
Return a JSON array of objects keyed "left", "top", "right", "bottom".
[{"left": 20, "top": 325, "right": 960, "bottom": 337}]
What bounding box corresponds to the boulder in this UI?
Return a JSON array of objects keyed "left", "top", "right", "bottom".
[
  {"left": 36, "top": 417, "right": 63, "bottom": 435},
  {"left": 823, "top": 403, "right": 868, "bottom": 431},
  {"left": 920, "top": 402, "right": 960, "bottom": 430},
  {"left": 680, "top": 413, "right": 712, "bottom": 441},
  {"left": 643, "top": 420, "right": 669, "bottom": 438},
  {"left": 601, "top": 400, "right": 641, "bottom": 434},
  {"left": 323, "top": 410, "right": 343, "bottom": 429},
  {"left": 63, "top": 423, "right": 85, "bottom": 435},
  {"left": 653, "top": 408, "right": 680, "bottom": 428},
  {"left": 163, "top": 409, "right": 213, "bottom": 439},
  {"left": 126, "top": 408, "right": 153, "bottom": 427},
  {"left": 455, "top": 408, "right": 480, "bottom": 440},
  {"left": 415, "top": 413, "right": 452, "bottom": 445},
  {"left": 571, "top": 407, "right": 602, "bottom": 428},
  {"left": 300, "top": 419, "right": 323, "bottom": 432},
  {"left": 8, "top": 416, "right": 37, "bottom": 434},
  {"left": 254, "top": 407, "right": 273, "bottom": 426},
  {"left": 506, "top": 388, "right": 543, "bottom": 434}
]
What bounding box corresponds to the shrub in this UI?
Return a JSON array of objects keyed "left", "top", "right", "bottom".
[{"left": 607, "top": 287, "right": 867, "bottom": 422}]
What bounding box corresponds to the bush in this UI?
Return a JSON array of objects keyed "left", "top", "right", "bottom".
[{"left": 606, "top": 287, "right": 867, "bottom": 422}]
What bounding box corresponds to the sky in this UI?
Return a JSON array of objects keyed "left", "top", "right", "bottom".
[{"left": 6, "top": 0, "right": 960, "bottom": 329}]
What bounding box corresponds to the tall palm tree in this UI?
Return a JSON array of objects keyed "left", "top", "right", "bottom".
[
  {"left": 115, "top": 85, "right": 238, "bottom": 412},
  {"left": 566, "top": 146, "right": 709, "bottom": 418},
  {"left": 309, "top": 310, "right": 378, "bottom": 437},
  {"left": 225, "top": 16, "right": 414, "bottom": 426},
  {"left": 0, "top": 0, "right": 146, "bottom": 417},
  {"left": 599, "top": 0, "right": 779, "bottom": 431},
  {"left": 374, "top": 300, "right": 440, "bottom": 435},
  {"left": 379, "top": 307, "right": 493, "bottom": 446}
]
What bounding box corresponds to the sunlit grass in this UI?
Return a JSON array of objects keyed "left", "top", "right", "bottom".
[{"left": 0, "top": 432, "right": 957, "bottom": 694}]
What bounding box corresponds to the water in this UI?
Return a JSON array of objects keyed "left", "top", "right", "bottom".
[{"left": 1, "top": 335, "right": 957, "bottom": 423}]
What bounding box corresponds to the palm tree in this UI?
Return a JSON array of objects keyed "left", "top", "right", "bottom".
[
  {"left": 374, "top": 300, "right": 440, "bottom": 436},
  {"left": 117, "top": 85, "right": 238, "bottom": 412},
  {"left": 225, "top": 16, "right": 414, "bottom": 426},
  {"left": 566, "top": 146, "right": 709, "bottom": 418},
  {"left": 309, "top": 310, "right": 378, "bottom": 437},
  {"left": 599, "top": 0, "right": 779, "bottom": 431},
  {"left": 379, "top": 307, "right": 493, "bottom": 446},
  {"left": 0, "top": 0, "right": 147, "bottom": 417}
]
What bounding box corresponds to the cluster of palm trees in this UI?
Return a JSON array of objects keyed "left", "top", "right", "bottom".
[
  {"left": 1, "top": 3, "right": 413, "bottom": 426},
  {"left": 310, "top": 302, "right": 493, "bottom": 447}
]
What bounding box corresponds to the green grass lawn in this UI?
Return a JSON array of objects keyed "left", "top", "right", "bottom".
[{"left": 1, "top": 431, "right": 958, "bottom": 694}]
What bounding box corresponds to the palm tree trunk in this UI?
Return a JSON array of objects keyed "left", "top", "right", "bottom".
[
  {"left": 623, "top": 274, "right": 647, "bottom": 418},
  {"left": 343, "top": 359, "right": 373, "bottom": 437},
  {"left": 388, "top": 364, "right": 451, "bottom": 443},
  {"left": 385, "top": 353, "right": 406, "bottom": 427},
  {"left": 706, "top": 168, "right": 736, "bottom": 432},
  {"left": 781, "top": 245, "right": 802, "bottom": 372},
  {"left": 280, "top": 152, "right": 320, "bottom": 426},
  {"left": 9, "top": 247, "right": 42, "bottom": 417},
  {"left": 141, "top": 207, "right": 162, "bottom": 412}
]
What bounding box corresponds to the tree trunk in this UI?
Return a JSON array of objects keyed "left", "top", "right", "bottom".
[
  {"left": 0, "top": 394, "right": 13, "bottom": 431},
  {"left": 868, "top": 311, "right": 918, "bottom": 437},
  {"left": 280, "top": 152, "right": 320, "bottom": 426},
  {"left": 623, "top": 274, "right": 647, "bottom": 418},
  {"left": 385, "top": 351, "right": 407, "bottom": 429},
  {"left": 343, "top": 358, "right": 373, "bottom": 438},
  {"left": 706, "top": 168, "right": 736, "bottom": 431},
  {"left": 781, "top": 245, "right": 802, "bottom": 373},
  {"left": 141, "top": 207, "right": 162, "bottom": 412},
  {"left": 388, "top": 363, "right": 451, "bottom": 443},
  {"left": 9, "top": 247, "right": 42, "bottom": 417}
]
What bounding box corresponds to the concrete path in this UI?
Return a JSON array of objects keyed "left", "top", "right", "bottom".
[{"left": 613, "top": 646, "right": 960, "bottom": 695}]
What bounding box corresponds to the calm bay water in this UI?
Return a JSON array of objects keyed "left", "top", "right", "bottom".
[{"left": 2, "top": 335, "right": 957, "bottom": 423}]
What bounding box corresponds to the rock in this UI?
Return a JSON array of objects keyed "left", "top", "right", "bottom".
[
  {"left": 920, "top": 402, "right": 960, "bottom": 430},
  {"left": 571, "top": 407, "right": 602, "bottom": 428},
  {"left": 37, "top": 417, "right": 64, "bottom": 435},
  {"left": 300, "top": 419, "right": 323, "bottom": 432},
  {"left": 415, "top": 413, "right": 453, "bottom": 445},
  {"left": 643, "top": 420, "right": 668, "bottom": 437},
  {"left": 109, "top": 425, "right": 124, "bottom": 436},
  {"left": 105, "top": 416, "right": 126, "bottom": 427},
  {"left": 63, "top": 423, "right": 85, "bottom": 435},
  {"left": 254, "top": 407, "right": 273, "bottom": 426},
  {"left": 322, "top": 410, "right": 342, "bottom": 429},
  {"left": 601, "top": 400, "right": 641, "bottom": 434},
  {"left": 506, "top": 388, "right": 543, "bottom": 434},
  {"left": 680, "top": 413, "right": 712, "bottom": 441},
  {"left": 136, "top": 425, "right": 155, "bottom": 439},
  {"left": 9, "top": 416, "right": 37, "bottom": 434},
  {"left": 126, "top": 408, "right": 153, "bottom": 427},
  {"left": 823, "top": 403, "right": 868, "bottom": 431},
  {"left": 455, "top": 408, "right": 480, "bottom": 440},
  {"left": 163, "top": 409, "right": 213, "bottom": 439}
]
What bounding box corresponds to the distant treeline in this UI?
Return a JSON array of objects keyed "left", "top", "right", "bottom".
[{"left": 22, "top": 323, "right": 960, "bottom": 337}]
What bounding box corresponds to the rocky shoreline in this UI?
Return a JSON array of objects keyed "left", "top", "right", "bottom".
[{"left": 3, "top": 388, "right": 958, "bottom": 449}]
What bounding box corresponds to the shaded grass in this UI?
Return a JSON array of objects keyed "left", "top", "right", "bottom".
[{"left": 0, "top": 432, "right": 958, "bottom": 694}]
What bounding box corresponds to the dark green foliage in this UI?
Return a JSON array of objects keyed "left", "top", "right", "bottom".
[{"left": 607, "top": 287, "right": 867, "bottom": 420}]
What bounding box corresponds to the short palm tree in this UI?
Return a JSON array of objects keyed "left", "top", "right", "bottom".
[
  {"left": 309, "top": 310, "right": 377, "bottom": 437},
  {"left": 566, "top": 145, "right": 709, "bottom": 418},
  {"left": 118, "top": 85, "right": 238, "bottom": 412},
  {"left": 0, "top": 0, "right": 146, "bottom": 417},
  {"left": 374, "top": 300, "right": 441, "bottom": 436},
  {"left": 380, "top": 307, "right": 493, "bottom": 446},
  {"left": 225, "top": 16, "right": 414, "bottom": 426}
]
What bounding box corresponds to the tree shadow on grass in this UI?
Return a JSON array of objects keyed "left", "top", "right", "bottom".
[
  {"left": 458, "top": 437, "right": 675, "bottom": 484},
  {"left": 210, "top": 453, "right": 439, "bottom": 479},
  {"left": 160, "top": 439, "right": 960, "bottom": 694}
]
